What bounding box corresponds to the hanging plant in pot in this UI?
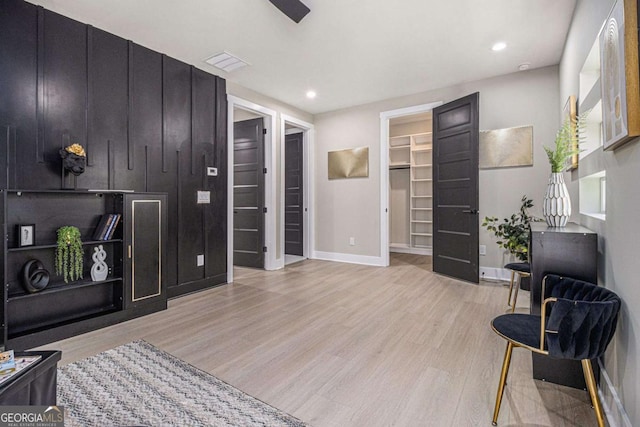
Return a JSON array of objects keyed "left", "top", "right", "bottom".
[
  {"left": 542, "top": 113, "right": 587, "bottom": 227},
  {"left": 56, "top": 226, "right": 84, "bottom": 283}
]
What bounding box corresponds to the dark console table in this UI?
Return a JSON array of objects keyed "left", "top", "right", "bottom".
[
  {"left": 0, "top": 350, "right": 61, "bottom": 405},
  {"left": 529, "top": 222, "right": 597, "bottom": 389}
]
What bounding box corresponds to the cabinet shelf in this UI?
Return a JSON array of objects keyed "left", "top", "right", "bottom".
[
  {"left": 390, "top": 163, "right": 411, "bottom": 169},
  {"left": 411, "top": 195, "right": 432, "bottom": 198},
  {"left": 8, "top": 305, "right": 120, "bottom": 339},
  {"left": 411, "top": 220, "right": 433, "bottom": 223},
  {"left": 411, "top": 232, "right": 433, "bottom": 236},
  {"left": 411, "top": 208, "right": 433, "bottom": 211},
  {"left": 412, "top": 178, "right": 432, "bottom": 182},
  {"left": 412, "top": 147, "right": 432, "bottom": 152},
  {"left": 412, "top": 164, "right": 432, "bottom": 168},
  {"left": 8, "top": 239, "right": 123, "bottom": 253},
  {"left": 389, "top": 145, "right": 410, "bottom": 150},
  {"left": 8, "top": 277, "right": 123, "bottom": 301}
]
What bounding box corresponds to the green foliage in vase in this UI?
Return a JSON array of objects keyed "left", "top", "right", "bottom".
[
  {"left": 55, "top": 226, "right": 83, "bottom": 283},
  {"left": 482, "top": 196, "right": 540, "bottom": 262},
  {"left": 544, "top": 112, "right": 588, "bottom": 173}
]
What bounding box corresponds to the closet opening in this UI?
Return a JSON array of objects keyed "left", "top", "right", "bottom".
[{"left": 388, "top": 112, "right": 433, "bottom": 256}]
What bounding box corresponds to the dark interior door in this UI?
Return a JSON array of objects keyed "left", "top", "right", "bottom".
[
  {"left": 233, "top": 118, "right": 265, "bottom": 268},
  {"left": 432, "top": 92, "right": 479, "bottom": 283},
  {"left": 285, "top": 132, "right": 304, "bottom": 256}
]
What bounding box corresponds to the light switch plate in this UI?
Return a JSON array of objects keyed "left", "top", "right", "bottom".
[
  {"left": 197, "top": 254, "right": 204, "bottom": 266},
  {"left": 207, "top": 167, "right": 218, "bottom": 176},
  {"left": 197, "top": 191, "right": 211, "bottom": 204}
]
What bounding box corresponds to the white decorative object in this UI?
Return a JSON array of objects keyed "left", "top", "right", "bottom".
[
  {"left": 543, "top": 173, "right": 571, "bottom": 227},
  {"left": 91, "top": 245, "right": 108, "bottom": 282}
]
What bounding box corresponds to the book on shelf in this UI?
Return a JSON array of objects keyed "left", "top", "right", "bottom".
[
  {"left": 92, "top": 214, "right": 119, "bottom": 241},
  {"left": 104, "top": 214, "right": 121, "bottom": 240}
]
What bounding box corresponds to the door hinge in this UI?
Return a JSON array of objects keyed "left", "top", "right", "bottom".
[
  {"left": 263, "top": 128, "right": 267, "bottom": 135},
  {"left": 263, "top": 207, "right": 267, "bottom": 213},
  {"left": 263, "top": 246, "right": 268, "bottom": 252},
  {"left": 263, "top": 167, "right": 267, "bottom": 174}
]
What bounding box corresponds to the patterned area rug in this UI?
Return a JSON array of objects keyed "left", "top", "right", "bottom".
[{"left": 57, "top": 340, "right": 309, "bottom": 427}]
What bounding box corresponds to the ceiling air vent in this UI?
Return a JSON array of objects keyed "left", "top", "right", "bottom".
[{"left": 204, "top": 52, "right": 250, "bottom": 73}]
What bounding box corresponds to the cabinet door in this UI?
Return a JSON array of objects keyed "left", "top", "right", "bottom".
[{"left": 124, "top": 194, "right": 167, "bottom": 306}]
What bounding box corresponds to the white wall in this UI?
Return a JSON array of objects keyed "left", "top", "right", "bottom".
[
  {"left": 314, "top": 66, "right": 560, "bottom": 268},
  {"left": 560, "top": 0, "right": 639, "bottom": 424}
]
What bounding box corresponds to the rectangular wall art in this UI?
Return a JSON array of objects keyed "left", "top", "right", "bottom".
[
  {"left": 479, "top": 125, "right": 533, "bottom": 169},
  {"left": 328, "top": 147, "right": 369, "bottom": 179},
  {"left": 599, "top": 0, "right": 640, "bottom": 150}
]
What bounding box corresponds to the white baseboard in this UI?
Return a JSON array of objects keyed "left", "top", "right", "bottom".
[
  {"left": 311, "top": 251, "right": 386, "bottom": 267},
  {"left": 598, "top": 359, "right": 632, "bottom": 427},
  {"left": 479, "top": 266, "right": 511, "bottom": 282}
]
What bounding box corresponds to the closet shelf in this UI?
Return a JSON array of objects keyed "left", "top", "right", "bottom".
[
  {"left": 390, "top": 145, "right": 410, "bottom": 150},
  {"left": 390, "top": 131, "right": 432, "bottom": 139},
  {"left": 411, "top": 208, "right": 433, "bottom": 211},
  {"left": 411, "top": 178, "right": 432, "bottom": 182},
  {"left": 411, "top": 195, "right": 432, "bottom": 198},
  {"left": 411, "top": 220, "right": 433, "bottom": 223},
  {"left": 411, "top": 147, "right": 432, "bottom": 152},
  {"left": 411, "top": 232, "right": 433, "bottom": 237},
  {"left": 412, "top": 164, "right": 432, "bottom": 168},
  {"left": 390, "top": 163, "right": 411, "bottom": 170}
]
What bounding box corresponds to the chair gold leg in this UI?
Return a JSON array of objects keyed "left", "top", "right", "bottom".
[
  {"left": 492, "top": 342, "right": 514, "bottom": 426},
  {"left": 511, "top": 274, "right": 521, "bottom": 313},
  {"left": 507, "top": 271, "right": 515, "bottom": 309},
  {"left": 582, "top": 359, "right": 605, "bottom": 427}
]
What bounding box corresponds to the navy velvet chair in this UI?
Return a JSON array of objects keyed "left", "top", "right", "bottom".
[
  {"left": 490, "top": 274, "right": 621, "bottom": 427},
  {"left": 504, "top": 262, "right": 530, "bottom": 312}
]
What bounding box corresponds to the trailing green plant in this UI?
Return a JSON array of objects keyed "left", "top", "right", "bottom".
[
  {"left": 55, "top": 226, "right": 83, "bottom": 283},
  {"left": 482, "top": 196, "right": 540, "bottom": 262},
  {"left": 544, "top": 111, "right": 588, "bottom": 173}
]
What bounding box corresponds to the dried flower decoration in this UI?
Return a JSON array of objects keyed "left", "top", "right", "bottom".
[{"left": 65, "top": 143, "right": 86, "bottom": 157}]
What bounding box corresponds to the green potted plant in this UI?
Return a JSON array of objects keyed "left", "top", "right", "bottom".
[
  {"left": 542, "top": 112, "right": 587, "bottom": 226},
  {"left": 482, "top": 196, "right": 539, "bottom": 262},
  {"left": 56, "top": 226, "right": 84, "bottom": 283}
]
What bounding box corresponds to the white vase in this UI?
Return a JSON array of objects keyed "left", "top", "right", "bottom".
[{"left": 543, "top": 172, "right": 571, "bottom": 227}]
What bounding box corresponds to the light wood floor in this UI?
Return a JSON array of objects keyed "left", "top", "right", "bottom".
[{"left": 38, "top": 254, "right": 597, "bottom": 426}]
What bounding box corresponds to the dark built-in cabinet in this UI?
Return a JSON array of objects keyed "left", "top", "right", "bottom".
[
  {"left": 0, "top": 0, "right": 227, "bottom": 348},
  {"left": 1, "top": 190, "right": 167, "bottom": 350},
  {"left": 529, "top": 222, "right": 598, "bottom": 389}
]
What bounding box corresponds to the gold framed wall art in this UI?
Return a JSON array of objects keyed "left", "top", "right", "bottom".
[{"left": 599, "top": 0, "right": 640, "bottom": 150}]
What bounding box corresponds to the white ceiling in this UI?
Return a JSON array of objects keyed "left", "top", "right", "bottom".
[{"left": 28, "top": 0, "right": 576, "bottom": 115}]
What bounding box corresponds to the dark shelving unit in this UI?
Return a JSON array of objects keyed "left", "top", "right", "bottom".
[{"left": 1, "top": 189, "right": 167, "bottom": 350}]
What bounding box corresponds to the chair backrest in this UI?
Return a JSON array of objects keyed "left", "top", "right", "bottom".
[{"left": 543, "top": 274, "right": 621, "bottom": 360}]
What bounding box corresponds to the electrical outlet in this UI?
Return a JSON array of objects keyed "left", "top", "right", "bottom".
[
  {"left": 479, "top": 245, "right": 486, "bottom": 255},
  {"left": 349, "top": 237, "right": 355, "bottom": 246},
  {"left": 197, "top": 254, "right": 204, "bottom": 266}
]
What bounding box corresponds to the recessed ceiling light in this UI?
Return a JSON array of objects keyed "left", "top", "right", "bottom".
[
  {"left": 518, "top": 63, "right": 531, "bottom": 71},
  {"left": 491, "top": 42, "right": 507, "bottom": 52},
  {"left": 204, "top": 51, "right": 250, "bottom": 73},
  {"left": 306, "top": 90, "right": 317, "bottom": 99}
]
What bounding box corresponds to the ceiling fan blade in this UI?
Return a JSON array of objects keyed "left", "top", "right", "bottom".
[{"left": 268, "top": 0, "right": 310, "bottom": 23}]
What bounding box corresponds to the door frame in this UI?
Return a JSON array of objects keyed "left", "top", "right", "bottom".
[
  {"left": 280, "top": 114, "right": 315, "bottom": 262},
  {"left": 379, "top": 101, "right": 442, "bottom": 267},
  {"left": 227, "top": 95, "right": 277, "bottom": 282}
]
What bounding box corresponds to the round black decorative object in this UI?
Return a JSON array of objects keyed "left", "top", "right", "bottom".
[{"left": 21, "top": 259, "right": 50, "bottom": 293}]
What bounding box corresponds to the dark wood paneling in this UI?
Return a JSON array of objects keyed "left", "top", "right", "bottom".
[
  {"left": 159, "top": 57, "right": 190, "bottom": 288},
  {"left": 42, "top": 10, "right": 87, "bottom": 179},
  {"left": 126, "top": 43, "right": 162, "bottom": 192},
  {"left": 206, "top": 76, "right": 227, "bottom": 279},
  {"left": 0, "top": 0, "right": 38, "bottom": 188},
  {"left": 86, "top": 27, "right": 128, "bottom": 190},
  {"left": 2, "top": 1, "right": 227, "bottom": 308}
]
